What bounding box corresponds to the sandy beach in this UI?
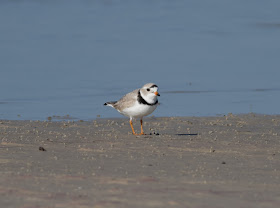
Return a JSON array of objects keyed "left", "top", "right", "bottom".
[{"left": 1, "top": 114, "right": 280, "bottom": 208}]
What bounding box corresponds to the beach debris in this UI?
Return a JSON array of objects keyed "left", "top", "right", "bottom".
[
  {"left": 39, "top": 146, "right": 46, "bottom": 151},
  {"left": 149, "top": 132, "right": 160, "bottom": 135}
]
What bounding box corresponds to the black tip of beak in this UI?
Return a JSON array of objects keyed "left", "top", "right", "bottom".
[{"left": 158, "top": 93, "right": 160, "bottom": 96}]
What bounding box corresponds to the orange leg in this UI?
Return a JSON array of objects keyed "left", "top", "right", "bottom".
[
  {"left": 129, "top": 119, "right": 145, "bottom": 135},
  {"left": 140, "top": 119, "right": 145, "bottom": 135},
  {"left": 129, "top": 120, "right": 137, "bottom": 135}
]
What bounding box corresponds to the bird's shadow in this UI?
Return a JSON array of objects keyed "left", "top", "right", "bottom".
[
  {"left": 146, "top": 133, "right": 198, "bottom": 137},
  {"left": 175, "top": 133, "right": 198, "bottom": 136}
]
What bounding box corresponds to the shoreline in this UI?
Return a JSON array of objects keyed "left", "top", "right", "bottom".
[
  {"left": 2, "top": 111, "right": 280, "bottom": 122},
  {"left": 1, "top": 114, "right": 280, "bottom": 207}
]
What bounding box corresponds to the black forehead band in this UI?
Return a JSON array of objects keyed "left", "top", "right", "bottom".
[{"left": 150, "top": 84, "right": 158, "bottom": 88}]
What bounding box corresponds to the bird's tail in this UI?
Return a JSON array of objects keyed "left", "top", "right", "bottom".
[{"left": 104, "top": 101, "right": 117, "bottom": 108}]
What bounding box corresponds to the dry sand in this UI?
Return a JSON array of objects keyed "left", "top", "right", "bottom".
[{"left": 1, "top": 114, "right": 280, "bottom": 208}]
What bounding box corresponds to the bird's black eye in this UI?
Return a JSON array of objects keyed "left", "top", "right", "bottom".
[{"left": 147, "top": 88, "right": 150, "bottom": 91}]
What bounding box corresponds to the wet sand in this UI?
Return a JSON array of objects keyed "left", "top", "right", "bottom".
[{"left": 1, "top": 114, "right": 280, "bottom": 208}]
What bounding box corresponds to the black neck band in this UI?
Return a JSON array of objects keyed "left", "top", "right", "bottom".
[{"left": 137, "top": 90, "right": 158, "bottom": 106}]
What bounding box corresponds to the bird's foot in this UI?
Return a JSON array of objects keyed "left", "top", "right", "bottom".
[{"left": 132, "top": 132, "right": 145, "bottom": 136}]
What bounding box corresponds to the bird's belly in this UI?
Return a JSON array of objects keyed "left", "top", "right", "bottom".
[{"left": 119, "top": 103, "right": 157, "bottom": 118}]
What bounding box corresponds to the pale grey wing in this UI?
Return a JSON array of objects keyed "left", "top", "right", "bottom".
[{"left": 114, "top": 89, "right": 139, "bottom": 111}]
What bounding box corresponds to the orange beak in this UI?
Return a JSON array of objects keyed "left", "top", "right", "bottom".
[{"left": 154, "top": 91, "right": 160, "bottom": 96}]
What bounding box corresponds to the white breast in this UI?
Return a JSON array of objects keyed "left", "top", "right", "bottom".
[{"left": 119, "top": 102, "right": 158, "bottom": 118}]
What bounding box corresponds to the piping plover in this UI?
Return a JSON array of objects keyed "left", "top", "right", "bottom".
[{"left": 104, "top": 83, "right": 160, "bottom": 135}]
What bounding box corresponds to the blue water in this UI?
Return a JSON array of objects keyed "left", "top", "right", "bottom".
[{"left": 1, "top": 0, "right": 280, "bottom": 120}]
